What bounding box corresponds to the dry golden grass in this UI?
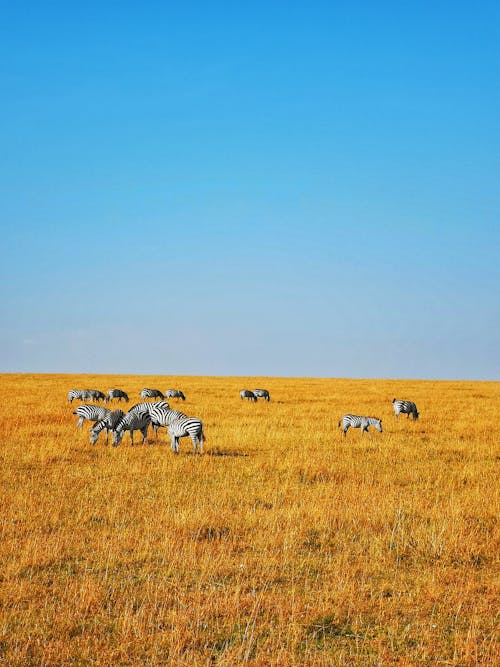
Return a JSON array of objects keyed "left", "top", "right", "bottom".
[{"left": 0, "top": 373, "right": 498, "bottom": 666}]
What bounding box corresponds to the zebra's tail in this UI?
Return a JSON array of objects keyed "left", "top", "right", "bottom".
[
  {"left": 392, "top": 397, "right": 396, "bottom": 403},
  {"left": 337, "top": 419, "right": 342, "bottom": 428}
]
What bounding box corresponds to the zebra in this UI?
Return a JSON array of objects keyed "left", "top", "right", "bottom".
[
  {"left": 112, "top": 409, "right": 152, "bottom": 446},
  {"left": 86, "top": 389, "right": 106, "bottom": 402},
  {"left": 240, "top": 390, "right": 257, "bottom": 402},
  {"left": 90, "top": 409, "right": 125, "bottom": 445},
  {"left": 105, "top": 388, "right": 129, "bottom": 403},
  {"left": 140, "top": 388, "right": 165, "bottom": 400},
  {"left": 165, "top": 389, "right": 186, "bottom": 401},
  {"left": 253, "top": 389, "right": 270, "bottom": 402},
  {"left": 392, "top": 399, "right": 419, "bottom": 420},
  {"left": 148, "top": 405, "right": 188, "bottom": 438},
  {"left": 73, "top": 404, "right": 111, "bottom": 428},
  {"left": 338, "top": 414, "right": 383, "bottom": 437},
  {"left": 128, "top": 400, "right": 170, "bottom": 415},
  {"left": 167, "top": 416, "right": 205, "bottom": 454},
  {"left": 68, "top": 389, "right": 84, "bottom": 402}
]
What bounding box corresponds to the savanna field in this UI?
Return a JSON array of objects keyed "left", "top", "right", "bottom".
[{"left": 0, "top": 374, "right": 498, "bottom": 666}]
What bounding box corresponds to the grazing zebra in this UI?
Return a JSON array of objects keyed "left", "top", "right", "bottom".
[
  {"left": 338, "top": 414, "right": 383, "bottom": 437},
  {"left": 73, "top": 404, "right": 111, "bottom": 428},
  {"left": 68, "top": 389, "right": 84, "bottom": 402},
  {"left": 112, "top": 409, "right": 152, "bottom": 446},
  {"left": 148, "top": 405, "right": 188, "bottom": 437},
  {"left": 167, "top": 416, "right": 205, "bottom": 454},
  {"left": 105, "top": 388, "right": 129, "bottom": 403},
  {"left": 253, "top": 389, "right": 270, "bottom": 402},
  {"left": 165, "top": 389, "right": 186, "bottom": 400},
  {"left": 90, "top": 410, "right": 124, "bottom": 445},
  {"left": 141, "top": 388, "right": 165, "bottom": 400},
  {"left": 240, "top": 390, "right": 257, "bottom": 402},
  {"left": 86, "top": 389, "right": 106, "bottom": 402},
  {"left": 392, "top": 399, "right": 419, "bottom": 420}
]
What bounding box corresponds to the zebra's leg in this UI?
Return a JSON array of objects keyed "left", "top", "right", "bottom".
[
  {"left": 170, "top": 436, "right": 179, "bottom": 454},
  {"left": 76, "top": 417, "right": 84, "bottom": 428},
  {"left": 130, "top": 429, "right": 134, "bottom": 445},
  {"left": 343, "top": 425, "right": 349, "bottom": 437},
  {"left": 140, "top": 426, "right": 148, "bottom": 444}
]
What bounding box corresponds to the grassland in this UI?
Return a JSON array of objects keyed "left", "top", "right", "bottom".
[{"left": 0, "top": 374, "right": 498, "bottom": 666}]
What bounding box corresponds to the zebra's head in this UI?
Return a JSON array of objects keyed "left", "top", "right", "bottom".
[
  {"left": 90, "top": 423, "right": 102, "bottom": 445},
  {"left": 112, "top": 426, "right": 124, "bottom": 446},
  {"left": 374, "top": 419, "right": 383, "bottom": 433}
]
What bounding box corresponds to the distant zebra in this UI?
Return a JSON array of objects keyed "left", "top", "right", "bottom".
[
  {"left": 73, "top": 404, "right": 111, "bottom": 428},
  {"left": 68, "top": 389, "right": 84, "bottom": 402},
  {"left": 165, "top": 389, "right": 186, "bottom": 401},
  {"left": 338, "top": 414, "right": 383, "bottom": 437},
  {"left": 149, "top": 405, "right": 188, "bottom": 437},
  {"left": 240, "top": 390, "right": 257, "bottom": 402},
  {"left": 167, "top": 416, "right": 205, "bottom": 454},
  {"left": 140, "top": 388, "right": 165, "bottom": 400},
  {"left": 253, "top": 389, "right": 270, "bottom": 402},
  {"left": 86, "top": 389, "right": 106, "bottom": 402},
  {"left": 90, "top": 409, "right": 125, "bottom": 445},
  {"left": 112, "top": 409, "right": 152, "bottom": 446},
  {"left": 392, "top": 399, "right": 419, "bottom": 420},
  {"left": 105, "top": 388, "right": 129, "bottom": 403}
]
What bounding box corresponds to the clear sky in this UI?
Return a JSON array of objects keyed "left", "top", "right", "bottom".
[{"left": 1, "top": 1, "right": 499, "bottom": 379}]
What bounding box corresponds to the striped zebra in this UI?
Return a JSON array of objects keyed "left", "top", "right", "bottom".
[
  {"left": 392, "top": 399, "right": 419, "bottom": 420},
  {"left": 73, "top": 404, "right": 111, "bottom": 428},
  {"left": 111, "top": 409, "right": 152, "bottom": 446},
  {"left": 165, "top": 389, "right": 186, "bottom": 400},
  {"left": 68, "top": 389, "right": 84, "bottom": 402},
  {"left": 105, "top": 388, "right": 129, "bottom": 403},
  {"left": 338, "top": 414, "right": 383, "bottom": 437},
  {"left": 240, "top": 390, "right": 257, "bottom": 402},
  {"left": 167, "top": 416, "right": 205, "bottom": 454},
  {"left": 148, "top": 405, "right": 188, "bottom": 437},
  {"left": 90, "top": 409, "right": 125, "bottom": 445},
  {"left": 253, "top": 389, "right": 270, "bottom": 402},
  {"left": 128, "top": 400, "right": 170, "bottom": 415},
  {"left": 141, "top": 388, "right": 165, "bottom": 400},
  {"left": 86, "top": 389, "right": 106, "bottom": 402}
]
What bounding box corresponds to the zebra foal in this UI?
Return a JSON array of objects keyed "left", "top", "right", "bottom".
[
  {"left": 338, "top": 414, "right": 383, "bottom": 437},
  {"left": 392, "top": 399, "right": 419, "bottom": 420}
]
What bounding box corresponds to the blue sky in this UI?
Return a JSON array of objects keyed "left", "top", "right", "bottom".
[{"left": 1, "top": 1, "right": 499, "bottom": 379}]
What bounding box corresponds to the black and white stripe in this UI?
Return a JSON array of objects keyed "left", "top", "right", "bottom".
[
  {"left": 105, "top": 388, "right": 129, "bottom": 403},
  {"left": 148, "top": 406, "right": 188, "bottom": 437},
  {"left": 165, "top": 389, "right": 186, "bottom": 400},
  {"left": 338, "top": 414, "right": 383, "bottom": 437},
  {"left": 90, "top": 409, "right": 125, "bottom": 445},
  {"left": 240, "top": 390, "right": 257, "bottom": 402},
  {"left": 112, "top": 409, "right": 152, "bottom": 446},
  {"left": 392, "top": 399, "right": 419, "bottom": 420},
  {"left": 86, "top": 389, "right": 106, "bottom": 402},
  {"left": 73, "top": 404, "right": 111, "bottom": 428},
  {"left": 253, "top": 389, "right": 270, "bottom": 402},
  {"left": 68, "top": 389, "right": 84, "bottom": 402},
  {"left": 167, "top": 416, "right": 205, "bottom": 454},
  {"left": 140, "top": 388, "right": 165, "bottom": 400}
]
